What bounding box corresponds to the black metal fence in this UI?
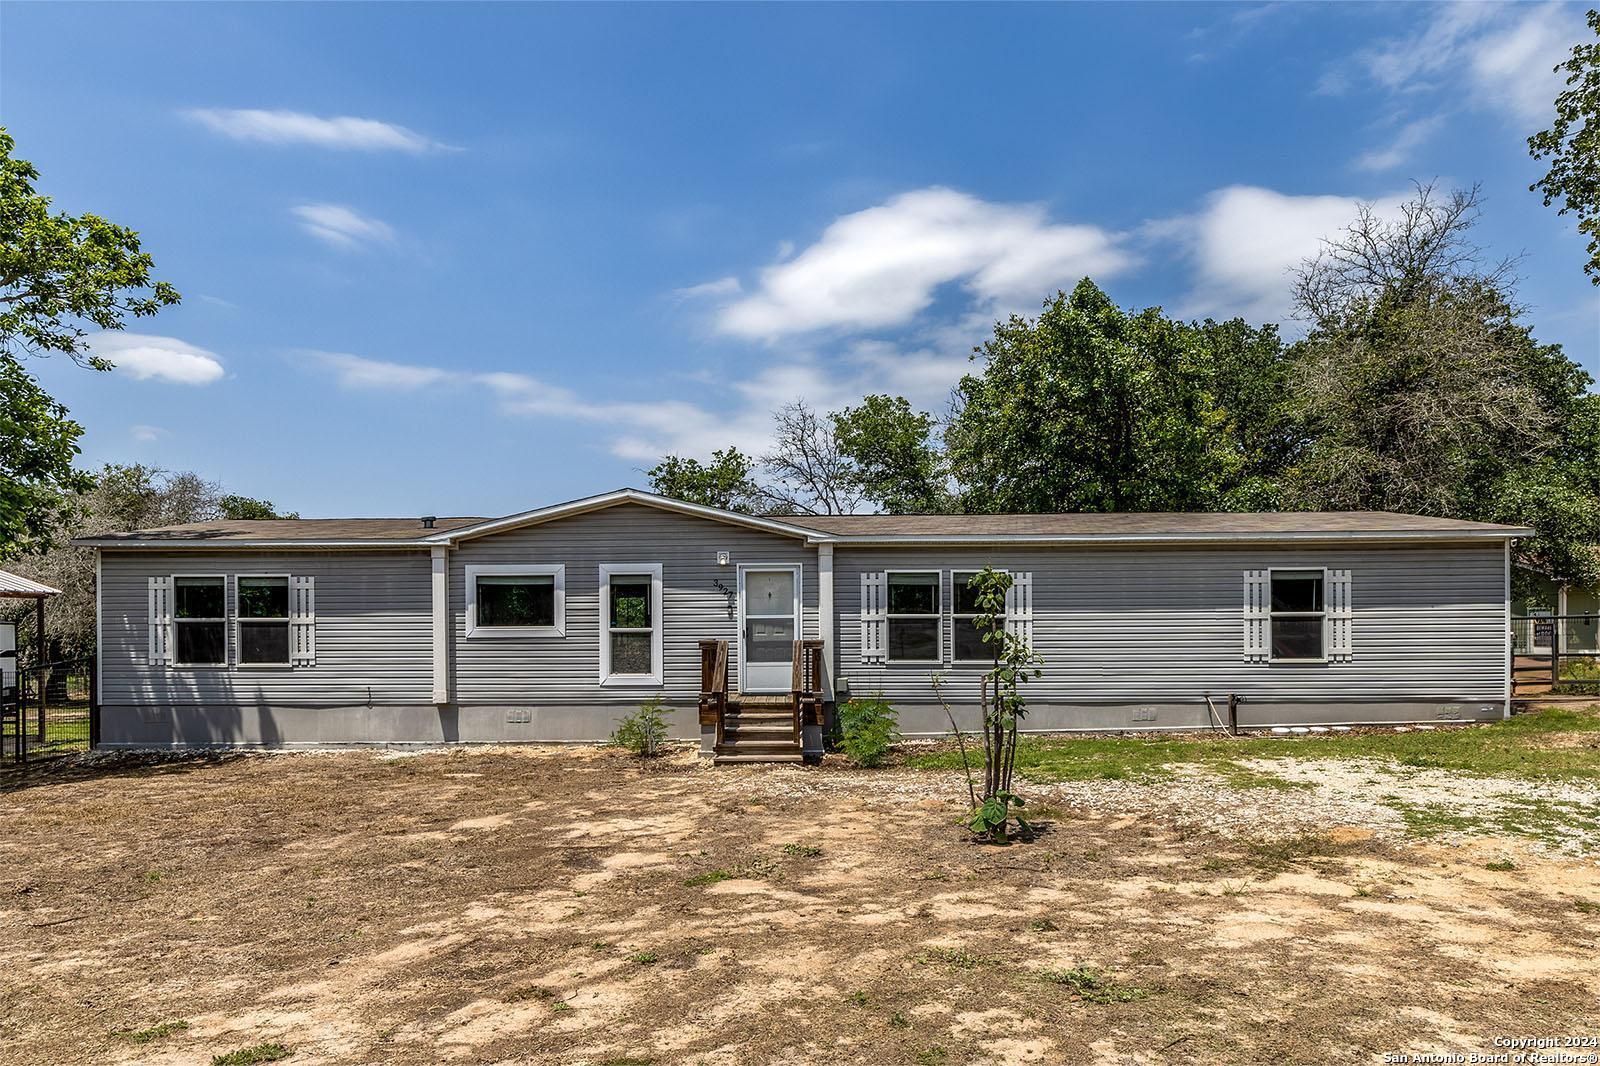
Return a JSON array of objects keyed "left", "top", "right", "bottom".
[
  {"left": 2, "top": 658, "right": 96, "bottom": 763},
  {"left": 1510, "top": 614, "right": 1600, "bottom": 693}
]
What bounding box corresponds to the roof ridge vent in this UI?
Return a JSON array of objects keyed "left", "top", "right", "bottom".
[{"left": 420, "top": 516, "right": 437, "bottom": 529}]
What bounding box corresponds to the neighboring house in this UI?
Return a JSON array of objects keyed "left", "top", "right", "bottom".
[
  {"left": 75, "top": 488, "right": 1526, "bottom": 760},
  {"left": 1511, "top": 568, "right": 1600, "bottom": 658}
]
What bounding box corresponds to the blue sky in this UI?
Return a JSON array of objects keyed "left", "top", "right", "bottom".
[{"left": 4, "top": 1, "right": 1597, "bottom": 519}]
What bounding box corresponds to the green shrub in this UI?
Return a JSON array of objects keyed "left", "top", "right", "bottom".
[
  {"left": 838, "top": 697, "right": 900, "bottom": 768},
  {"left": 610, "top": 697, "right": 669, "bottom": 756},
  {"left": 211, "top": 1044, "right": 292, "bottom": 1066}
]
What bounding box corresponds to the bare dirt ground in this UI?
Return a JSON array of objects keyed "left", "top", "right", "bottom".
[{"left": 2, "top": 746, "right": 1597, "bottom": 1066}]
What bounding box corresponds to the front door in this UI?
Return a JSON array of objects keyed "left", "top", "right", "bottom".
[{"left": 739, "top": 565, "right": 800, "bottom": 694}]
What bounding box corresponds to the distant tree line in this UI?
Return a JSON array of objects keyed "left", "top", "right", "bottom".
[
  {"left": 651, "top": 184, "right": 1600, "bottom": 591},
  {"left": 2, "top": 464, "right": 294, "bottom": 662}
]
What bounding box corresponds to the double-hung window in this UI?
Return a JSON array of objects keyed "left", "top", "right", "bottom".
[
  {"left": 886, "top": 571, "right": 941, "bottom": 663},
  {"left": 1269, "top": 570, "right": 1325, "bottom": 661},
  {"left": 466, "top": 565, "right": 565, "bottom": 637},
  {"left": 951, "top": 571, "right": 993, "bottom": 663},
  {"left": 236, "top": 575, "right": 291, "bottom": 665},
  {"left": 173, "top": 576, "right": 226, "bottom": 666},
  {"left": 599, "top": 564, "right": 663, "bottom": 685}
]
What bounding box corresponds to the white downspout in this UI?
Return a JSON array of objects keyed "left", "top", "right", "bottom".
[
  {"left": 1503, "top": 540, "right": 1512, "bottom": 720},
  {"left": 432, "top": 546, "right": 451, "bottom": 705}
]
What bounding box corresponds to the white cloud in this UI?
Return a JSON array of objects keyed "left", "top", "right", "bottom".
[
  {"left": 1351, "top": 116, "right": 1444, "bottom": 172},
  {"left": 182, "top": 108, "right": 447, "bottom": 152},
  {"left": 308, "top": 351, "right": 452, "bottom": 390},
  {"left": 674, "top": 276, "right": 742, "bottom": 300},
  {"left": 131, "top": 424, "right": 168, "bottom": 443},
  {"left": 714, "top": 186, "right": 1134, "bottom": 341},
  {"left": 1330, "top": 2, "right": 1579, "bottom": 125},
  {"left": 305, "top": 344, "right": 972, "bottom": 466},
  {"left": 1467, "top": 3, "right": 1577, "bottom": 124},
  {"left": 1164, "top": 185, "right": 1407, "bottom": 324},
  {"left": 86, "top": 333, "right": 226, "bottom": 385},
  {"left": 291, "top": 203, "right": 396, "bottom": 250}
]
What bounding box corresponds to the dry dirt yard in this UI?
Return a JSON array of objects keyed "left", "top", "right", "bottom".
[{"left": 1, "top": 742, "right": 1597, "bottom": 1066}]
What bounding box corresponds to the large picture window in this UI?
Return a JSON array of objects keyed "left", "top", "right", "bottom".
[
  {"left": 173, "top": 575, "right": 226, "bottom": 665},
  {"left": 236, "top": 575, "right": 290, "bottom": 666},
  {"left": 1270, "top": 570, "right": 1325, "bottom": 661},
  {"left": 599, "top": 564, "right": 662, "bottom": 685},
  {"left": 466, "top": 565, "right": 565, "bottom": 637},
  {"left": 887, "top": 571, "right": 941, "bottom": 663}
]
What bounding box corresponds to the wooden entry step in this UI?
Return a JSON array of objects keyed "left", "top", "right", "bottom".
[{"left": 713, "top": 704, "right": 802, "bottom": 765}]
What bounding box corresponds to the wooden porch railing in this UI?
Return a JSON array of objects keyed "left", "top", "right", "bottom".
[
  {"left": 699, "top": 639, "right": 729, "bottom": 746},
  {"left": 791, "top": 638, "right": 825, "bottom": 733}
]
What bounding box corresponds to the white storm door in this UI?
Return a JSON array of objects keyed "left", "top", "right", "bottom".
[{"left": 739, "top": 565, "right": 801, "bottom": 694}]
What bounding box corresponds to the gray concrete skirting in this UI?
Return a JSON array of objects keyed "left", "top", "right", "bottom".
[{"left": 98, "top": 695, "right": 1504, "bottom": 749}]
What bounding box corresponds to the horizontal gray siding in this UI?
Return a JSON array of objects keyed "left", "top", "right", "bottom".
[
  {"left": 99, "top": 549, "right": 433, "bottom": 708},
  {"left": 834, "top": 543, "right": 1507, "bottom": 705},
  {"left": 450, "top": 502, "right": 818, "bottom": 705}
]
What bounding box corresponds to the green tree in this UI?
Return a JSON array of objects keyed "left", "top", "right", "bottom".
[
  {"left": 0, "top": 356, "right": 90, "bottom": 559},
  {"left": 945, "top": 279, "right": 1255, "bottom": 513},
  {"left": 645, "top": 447, "right": 762, "bottom": 512},
  {"left": 832, "top": 395, "right": 949, "bottom": 514},
  {"left": 1, "top": 129, "right": 180, "bottom": 364},
  {"left": 1288, "top": 183, "right": 1600, "bottom": 586},
  {"left": 6, "top": 465, "right": 293, "bottom": 658},
  {"left": 1529, "top": 9, "right": 1600, "bottom": 284},
  {"left": 1, "top": 128, "right": 181, "bottom": 557},
  {"left": 932, "top": 567, "right": 1040, "bottom": 844},
  {"left": 218, "top": 494, "right": 299, "bottom": 520}
]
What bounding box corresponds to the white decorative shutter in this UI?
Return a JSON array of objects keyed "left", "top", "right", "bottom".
[
  {"left": 1243, "top": 570, "right": 1269, "bottom": 662},
  {"left": 1328, "top": 568, "right": 1353, "bottom": 661},
  {"left": 148, "top": 576, "right": 172, "bottom": 665},
  {"left": 860, "top": 572, "right": 886, "bottom": 664},
  {"left": 1005, "top": 572, "right": 1034, "bottom": 647},
  {"left": 291, "top": 575, "right": 316, "bottom": 666}
]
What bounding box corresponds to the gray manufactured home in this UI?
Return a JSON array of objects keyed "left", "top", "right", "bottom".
[{"left": 77, "top": 488, "right": 1524, "bottom": 761}]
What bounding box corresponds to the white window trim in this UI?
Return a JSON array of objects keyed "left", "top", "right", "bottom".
[
  {"left": 234, "top": 572, "right": 292, "bottom": 669},
  {"left": 950, "top": 569, "right": 1008, "bottom": 664},
  {"left": 466, "top": 564, "right": 566, "bottom": 638},
  {"left": 171, "top": 573, "right": 229, "bottom": 669},
  {"left": 886, "top": 570, "right": 943, "bottom": 665},
  {"left": 1267, "top": 566, "right": 1328, "bottom": 664},
  {"left": 598, "top": 563, "right": 664, "bottom": 687},
  {"left": 736, "top": 563, "right": 803, "bottom": 694}
]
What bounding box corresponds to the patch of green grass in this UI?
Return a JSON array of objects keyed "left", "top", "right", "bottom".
[
  {"left": 1027, "top": 917, "right": 1059, "bottom": 932},
  {"left": 912, "top": 946, "right": 984, "bottom": 969},
  {"left": 601, "top": 1059, "right": 653, "bottom": 1066},
  {"left": 916, "top": 1048, "right": 948, "bottom": 1066},
  {"left": 889, "top": 1012, "right": 911, "bottom": 1029},
  {"left": 211, "top": 1044, "right": 292, "bottom": 1066},
  {"left": 629, "top": 951, "right": 658, "bottom": 965},
  {"left": 781, "top": 842, "right": 823, "bottom": 858},
  {"left": 1386, "top": 796, "right": 1600, "bottom": 849},
  {"left": 1572, "top": 897, "right": 1598, "bottom": 914},
  {"left": 550, "top": 1000, "right": 573, "bottom": 1013},
  {"left": 1484, "top": 859, "right": 1517, "bottom": 872},
  {"left": 1036, "top": 966, "right": 1147, "bottom": 1004},
  {"left": 112, "top": 1020, "right": 189, "bottom": 1043},
  {"left": 684, "top": 869, "right": 736, "bottom": 887},
  {"left": 845, "top": 989, "right": 869, "bottom": 1006},
  {"left": 903, "top": 706, "right": 1600, "bottom": 782},
  {"left": 1241, "top": 834, "right": 1349, "bottom": 871}
]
